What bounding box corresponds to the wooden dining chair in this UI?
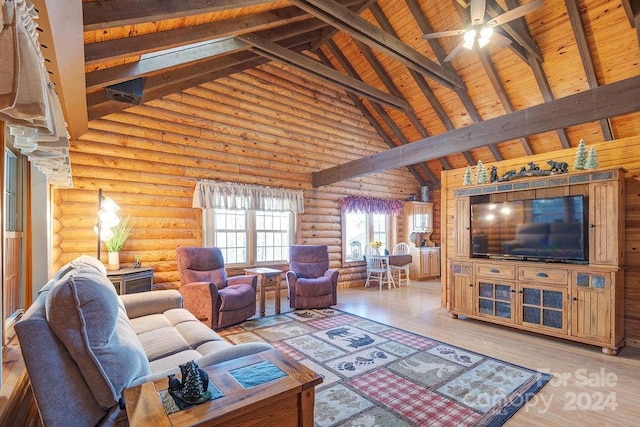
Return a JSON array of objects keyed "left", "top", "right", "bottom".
[{"left": 390, "top": 242, "right": 412, "bottom": 287}]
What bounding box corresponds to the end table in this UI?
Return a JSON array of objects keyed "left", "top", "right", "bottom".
[
  {"left": 243, "top": 267, "right": 283, "bottom": 317},
  {"left": 106, "top": 267, "right": 153, "bottom": 295}
]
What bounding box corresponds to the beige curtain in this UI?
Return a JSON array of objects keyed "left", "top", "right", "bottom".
[{"left": 193, "top": 180, "right": 304, "bottom": 213}]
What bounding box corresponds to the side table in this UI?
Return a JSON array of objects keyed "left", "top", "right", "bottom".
[
  {"left": 106, "top": 267, "right": 153, "bottom": 295},
  {"left": 244, "top": 267, "right": 283, "bottom": 317},
  {"left": 124, "top": 349, "right": 322, "bottom": 426}
]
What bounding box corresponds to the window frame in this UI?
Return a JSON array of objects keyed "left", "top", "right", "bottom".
[
  {"left": 202, "top": 208, "right": 296, "bottom": 266},
  {"left": 342, "top": 210, "right": 393, "bottom": 263}
]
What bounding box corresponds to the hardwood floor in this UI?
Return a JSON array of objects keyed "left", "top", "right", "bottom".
[
  {"left": 265, "top": 280, "right": 640, "bottom": 426},
  {"left": 4, "top": 281, "right": 639, "bottom": 426}
]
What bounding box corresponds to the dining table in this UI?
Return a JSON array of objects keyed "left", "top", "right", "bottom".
[{"left": 364, "top": 253, "right": 412, "bottom": 289}]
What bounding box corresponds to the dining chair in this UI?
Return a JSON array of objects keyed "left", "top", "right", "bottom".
[
  {"left": 390, "top": 242, "right": 412, "bottom": 287},
  {"left": 364, "top": 255, "right": 390, "bottom": 290}
]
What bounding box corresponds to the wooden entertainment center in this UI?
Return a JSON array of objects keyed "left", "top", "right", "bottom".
[{"left": 447, "top": 167, "right": 625, "bottom": 355}]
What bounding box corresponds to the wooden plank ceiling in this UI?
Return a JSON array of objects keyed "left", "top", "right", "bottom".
[{"left": 64, "top": 0, "right": 640, "bottom": 187}]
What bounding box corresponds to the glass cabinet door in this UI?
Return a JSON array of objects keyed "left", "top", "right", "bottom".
[
  {"left": 519, "top": 285, "right": 567, "bottom": 333},
  {"left": 477, "top": 281, "right": 514, "bottom": 322}
]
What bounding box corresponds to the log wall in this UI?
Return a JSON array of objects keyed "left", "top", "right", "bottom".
[
  {"left": 53, "top": 62, "right": 424, "bottom": 289},
  {"left": 440, "top": 135, "right": 640, "bottom": 344}
]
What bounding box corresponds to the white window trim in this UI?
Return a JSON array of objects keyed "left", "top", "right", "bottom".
[{"left": 202, "top": 208, "right": 296, "bottom": 266}]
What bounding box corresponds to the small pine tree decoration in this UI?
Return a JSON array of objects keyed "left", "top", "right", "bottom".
[
  {"left": 181, "top": 361, "right": 204, "bottom": 402},
  {"left": 463, "top": 166, "right": 473, "bottom": 186},
  {"left": 586, "top": 146, "right": 599, "bottom": 169},
  {"left": 476, "top": 160, "right": 489, "bottom": 184},
  {"left": 573, "top": 138, "right": 587, "bottom": 170}
]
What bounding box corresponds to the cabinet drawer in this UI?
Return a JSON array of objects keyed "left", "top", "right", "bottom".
[
  {"left": 518, "top": 266, "right": 568, "bottom": 285},
  {"left": 475, "top": 263, "right": 515, "bottom": 280}
]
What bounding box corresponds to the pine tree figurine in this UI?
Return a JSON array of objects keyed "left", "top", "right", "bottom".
[
  {"left": 573, "top": 138, "right": 587, "bottom": 170},
  {"left": 180, "top": 361, "right": 204, "bottom": 403},
  {"left": 586, "top": 146, "right": 599, "bottom": 170},
  {"left": 476, "top": 160, "right": 488, "bottom": 184},
  {"left": 463, "top": 166, "right": 473, "bottom": 186}
]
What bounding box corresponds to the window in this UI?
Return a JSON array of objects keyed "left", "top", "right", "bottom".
[
  {"left": 343, "top": 211, "right": 390, "bottom": 262},
  {"left": 204, "top": 209, "right": 294, "bottom": 265}
]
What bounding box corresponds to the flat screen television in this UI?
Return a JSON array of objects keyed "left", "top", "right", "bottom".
[{"left": 470, "top": 195, "right": 588, "bottom": 263}]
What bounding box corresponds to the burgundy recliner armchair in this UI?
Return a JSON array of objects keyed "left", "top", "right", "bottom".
[
  {"left": 176, "top": 246, "right": 257, "bottom": 329},
  {"left": 286, "top": 245, "right": 338, "bottom": 309}
]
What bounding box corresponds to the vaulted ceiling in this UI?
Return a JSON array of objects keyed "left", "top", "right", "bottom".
[{"left": 37, "top": 0, "right": 640, "bottom": 188}]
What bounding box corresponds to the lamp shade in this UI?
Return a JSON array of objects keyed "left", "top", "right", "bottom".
[{"left": 98, "top": 209, "right": 121, "bottom": 228}]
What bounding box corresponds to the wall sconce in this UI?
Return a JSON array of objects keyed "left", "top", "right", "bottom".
[{"left": 95, "top": 188, "right": 120, "bottom": 260}]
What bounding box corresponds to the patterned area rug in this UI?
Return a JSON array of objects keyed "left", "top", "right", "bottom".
[{"left": 220, "top": 309, "right": 551, "bottom": 426}]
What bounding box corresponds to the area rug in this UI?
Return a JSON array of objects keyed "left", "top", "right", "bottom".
[{"left": 219, "top": 309, "right": 551, "bottom": 426}]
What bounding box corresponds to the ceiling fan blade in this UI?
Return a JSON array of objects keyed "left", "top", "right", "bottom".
[
  {"left": 470, "top": 0, "right": 487, "bottom": 24},
  {"left": 491, "top": 32, "right": 513, "bottom": 48},
  {"left": 422, "top": 29, "right": 467, "bottom": 39},
  {"left": 444, "top": 41, "right": 467, "bottom": 62},
  {"left": 487, "top": 0, "right": 542, "bottom": 27}
]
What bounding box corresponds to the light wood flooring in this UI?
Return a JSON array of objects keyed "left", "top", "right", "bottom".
[{"left": 262, "top": 280, "right": 640, "bottom": 426}]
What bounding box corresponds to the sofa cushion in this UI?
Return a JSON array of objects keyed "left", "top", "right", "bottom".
[
  {"left": 136, "top": 326, "right": 190, "bottom": 361},
  {"left": 45, "top": 266, "right": 151, "bottom": 409}
]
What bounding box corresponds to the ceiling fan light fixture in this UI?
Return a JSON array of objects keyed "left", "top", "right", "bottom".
[
  {"left": 463, "top": 29, "right": 476, "bottom": 49},
  {"left": 480, "top": 26, "right": 493, "bottom": 40}
]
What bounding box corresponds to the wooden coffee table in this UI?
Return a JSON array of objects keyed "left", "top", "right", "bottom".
[
  {"left": 244, "top": 267, "right": 283, "bottom": 317},
  {"left": 124, "top": 349, "right": 322, "bottom": 426}
]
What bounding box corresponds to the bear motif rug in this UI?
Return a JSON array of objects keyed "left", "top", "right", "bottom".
[{"left": 220, "top": 309, "right": 551, "bottom": 426}]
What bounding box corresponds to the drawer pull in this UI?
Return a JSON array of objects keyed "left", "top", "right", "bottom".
[
  {"left": 536, "top": 272, "right": 549, "bottom": 278},
  {"left": 490, "top": 268, "right": 499, "bottom": 273}
]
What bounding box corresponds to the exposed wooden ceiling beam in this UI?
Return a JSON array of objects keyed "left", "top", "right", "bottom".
[
  {"left": 237, "top": 34, "right": 411, "bottom": 111},
  {"left": 404, "top": 0, "right": 501, "bottom": 164},
  {"left": 82, "top": 0, "right": 270, "bottom": 31},
  {"left": 565, "top": 0, "right": 614, "bottom": 141},
  {"left": 87, "top": 34, "right": 318, "bottom": 120},
  {"left": 486, "top": 0, "right": 542, "bottom": 62},
  {"left": 310, "top": 0, "right": 379, "bottom": 51},
  {"left": 84, "top": 5, "right": 318, "bottom": 66},
  {"left": 86, "top": 38, "right": 247, "bottom": 92},
  {"left": 316, "top": 49, "right": 429, "bottom": 185},
  {"left": 289, "top": 0, "right": 465, "bottom": 90},
  {"left": 527, "top": 55, "right": 571, "bottom": 149},
  {"left": 476, "top": 49, "right": 534, "bottom": 155},
  {"left": 312, "top": 75, "right": 640, "bottom": 186},
  {"left": 30, "top": 0, "right": 87, "bottom": 139},
  {"left": 354, "top": 37, "right": 452, "bottom": 175},
  {"left": 84, "top": 0, "right": 362, "bottom": 66},
  {"left": 367, "top": 4, "right": 452, "bottom": 172},
  {"left": 621, "top": 0, "right": 640, "bottom": 43},
  {"left": 86, "top": 18, "right": 331, "bottom": 91},
  {"left": 325, "top": 40, "right": 436, "bottom": 186}
]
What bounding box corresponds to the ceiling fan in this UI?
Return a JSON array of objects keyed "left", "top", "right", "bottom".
[{"left": 423, "top": 0, "right": 542, "bottom": 62}]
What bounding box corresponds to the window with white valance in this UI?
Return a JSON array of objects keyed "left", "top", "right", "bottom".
[
  {"left": 193, "top": 180, "right": 304, "bottom": 213},
  {"left": 194, "top": 180, "right": 303, "bottom": 265}
]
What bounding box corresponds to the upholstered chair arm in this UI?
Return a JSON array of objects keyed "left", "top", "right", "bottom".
[
  {"left": 227, "top": 274, "right": 258, "bottom": 291},
  {"left": 324, "top": 269, "right": 339, "bottom": 305},
  {"left": 285, "top": 271, "right": 299, "bottom": 305},
  {"left": 324, "top": 269, "right": 339, "bottom": 283},
  {"left": 121, "top": 289, "right": 183, "bottom": 319},
  {"left": 179, "top": 282, "right": 221, "bottom": 329}
]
